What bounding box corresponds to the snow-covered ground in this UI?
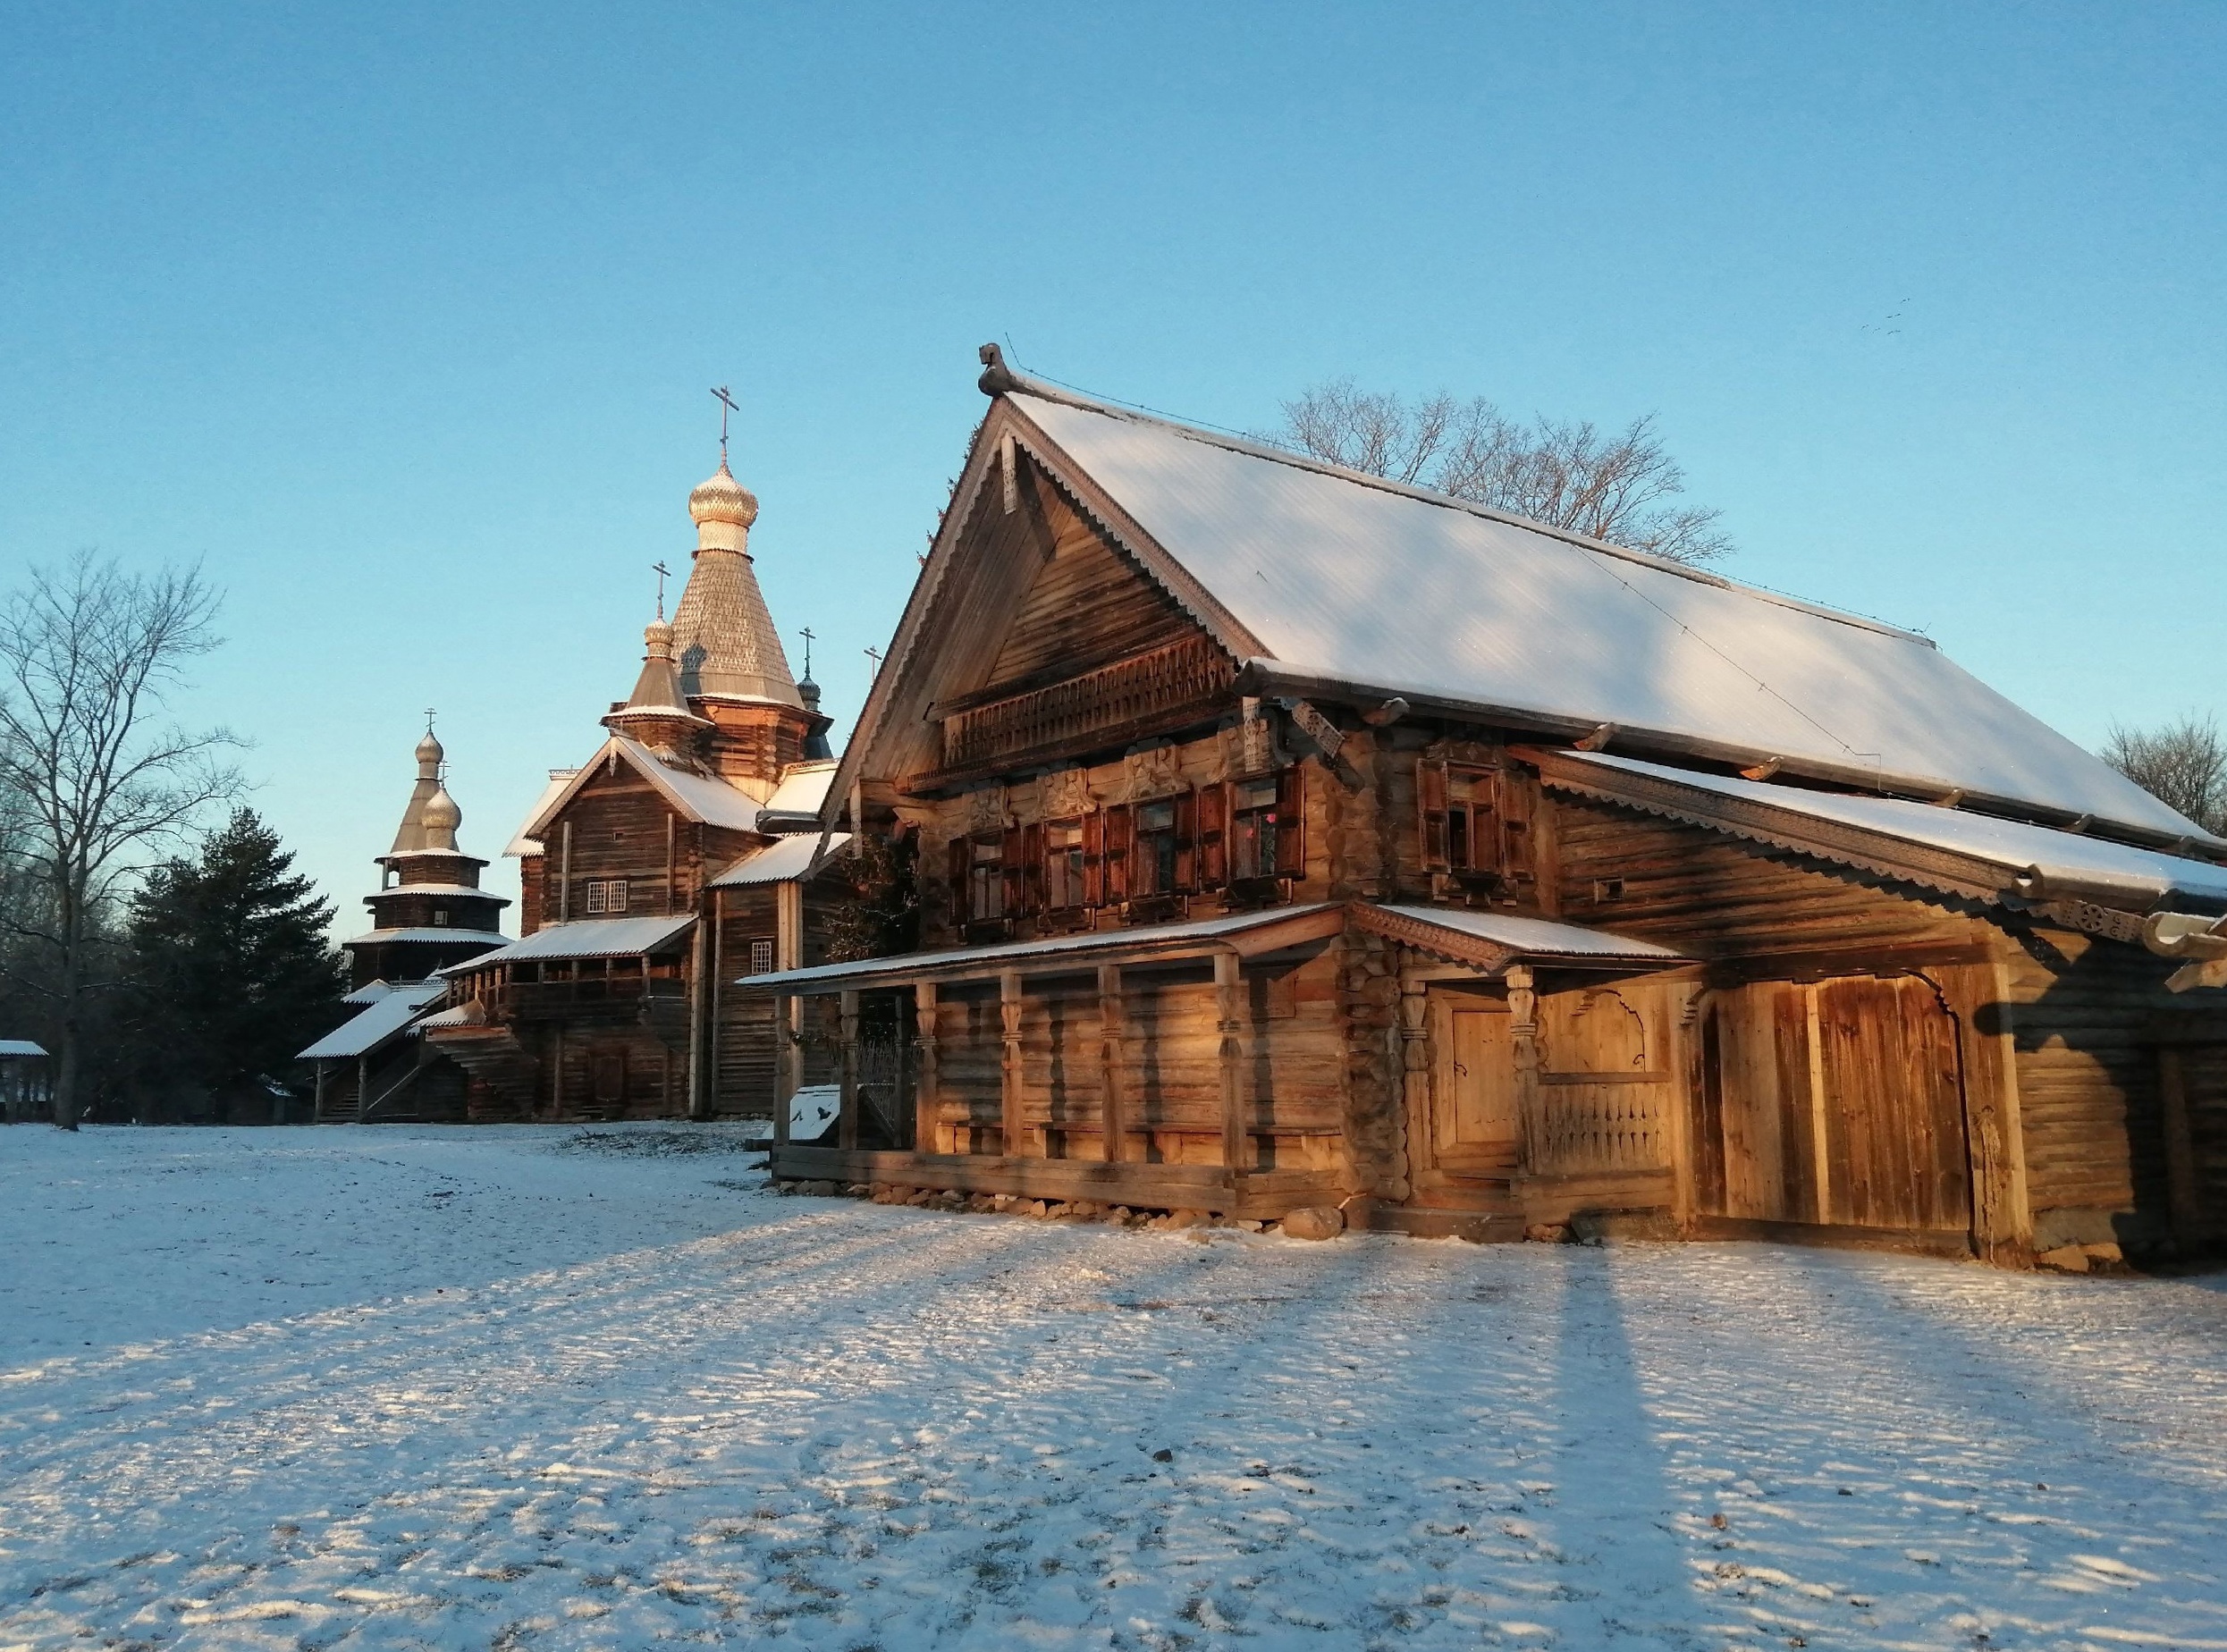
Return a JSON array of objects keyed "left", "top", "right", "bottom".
[{"left": 3, "top": 1126, "right": 2224, "bottom": 1651}]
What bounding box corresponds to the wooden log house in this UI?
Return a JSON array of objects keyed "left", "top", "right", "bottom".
[
  {"left": 748, "top": 347, "right": 2227, "bottom": 1264},
  {"left": 421, "top": 453, "right": 856, "bottom": 1122}
]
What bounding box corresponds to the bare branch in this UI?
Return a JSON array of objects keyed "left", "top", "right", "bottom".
[
  {"left": 2102, "top": 713, "right": 2227, "bottom": 835},
  {"left": 1264, "top": 384, "right": 1733, "bottom": 566}
]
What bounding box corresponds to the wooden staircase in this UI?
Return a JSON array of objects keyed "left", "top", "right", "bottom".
[{"left": 426, "top": 1027, "right": 538, "bottom": 1120}]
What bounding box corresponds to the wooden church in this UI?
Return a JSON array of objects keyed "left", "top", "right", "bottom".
[
  {"left": 422, "top": 449, "right": 856, "bottom": 1121},
  {"left": 747, "top": 346, "right": 2227, "bottom": 1266},
  {"left": 299, "top": 729, "right": 510, "bottom": 1120}
]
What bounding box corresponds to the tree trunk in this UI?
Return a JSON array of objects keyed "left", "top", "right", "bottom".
[{"left": 51, "top": 875, "right": 82, "bottom": 1130}]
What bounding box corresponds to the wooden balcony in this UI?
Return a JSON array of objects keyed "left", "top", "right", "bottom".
[
  {"left": 501, "top": 977, "right": 686, "bottom": 1022},
  {"left": 932, "top": 635, "right": 1235, "bottom": 781}
]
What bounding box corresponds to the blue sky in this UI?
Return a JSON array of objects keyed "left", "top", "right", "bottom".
[{"left": 3, "top": 2, "right": 2222, "bottom": 930}]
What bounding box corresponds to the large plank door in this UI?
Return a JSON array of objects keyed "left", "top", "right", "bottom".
[
  {"left": 1434, "top": 1004, "right": 1521, "bottom": 1174},
  {"left": 1695, "top": 974, "right": 1971, "bottom": 1240}
]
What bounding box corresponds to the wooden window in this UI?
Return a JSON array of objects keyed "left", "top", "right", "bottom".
[
  {"left": 607, "top": 878, "right": 628, "bottom": 914},
  {"left": 432, "top": 909, "right": 451, "bottom": 927},
  {"left": 1420, "top": 761, "right": 1519, "bottom": 882},
  {"left": 1044, "top": 819, "right": 1086, "bottom": 910},
  {"left": 585, "top": 880, "right": 606, "bottom": 914},
  {"left": 748, "top": 937, "right": 774, "bottom": 976},
  {"left": 1006, "top": 825, "right": 1032, "bottom": 917},
  {"left": 1229, "top": 777, "right": 1286, "bottom": 880},
  {"left": 1133, "top": 798, "right": 1181, "bottom": 896},
  {"left": 967, "top": 836, "right": 1005, "bottom": 923}
]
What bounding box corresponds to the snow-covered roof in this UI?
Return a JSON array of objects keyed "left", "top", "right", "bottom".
[
  {"left": 0, "top": 1040, "right": 47, "bottom": 1058},
  {"left": 299, "top": 982, "right": 447, "bottom": 1061},
  {"left": 340, "top": 981, "right": 399, "bottom": 1005},
  {"left": 766, "top": 761, "right": 839, "bottom": 816},
  {"left": 1362, "top": 905, "right": 1684, "bottom": 963},
  {"left": 507, "top": 770, "right": 578, "bottom": 858},
  {"left": 450, "top": 913, "right": 696, "bottom": 968},
  {"left": 1538, "top": 750, "right": 2227, "bottom": 912},
  {"left": 341, "top": 926, "right": 509, "bottom": 948},
  {"left": 1004, "top": 388, "right": 2204, "bottom": 843},
  {"left": 519, "top": 738, "right": 763, "bottom": 842},
  {"left": 365, "top": 883, "right": 510, "bottom": 906},
  {"left": 743, "top": 900, "right": 1679, "bottom": 993},
  {"left": 707, "top": 832, "right": 853, "bottom": 889}
]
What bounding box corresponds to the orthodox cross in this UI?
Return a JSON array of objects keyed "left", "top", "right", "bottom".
[
  {"left": 652, "top": 560, "right": 671, "bottom": 619},
  {"left": 710, "top": 384, "right": 739, "bottom": 463},
  {"left": 424, "top": 706, "right": 436, "bottom": 733},
  {"left": 798, "top": 626, "right": 815, "bottom": 678},
  {"left": 864, "top": 645, "right": 883, "bottom": 676}
]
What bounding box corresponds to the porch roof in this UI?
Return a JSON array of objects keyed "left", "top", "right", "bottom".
[
  {"left": 444, "top": 913, "right": 696, "bottom": 969},
  {"left": 1534, "top": 748, "right": 2227, "bottom": 914},
  {"left": 299, "top": 982, "right": 447, "bottom": 1061},
  {"left": 738, "top": 901, "right": 1681, "bottom": 994}
]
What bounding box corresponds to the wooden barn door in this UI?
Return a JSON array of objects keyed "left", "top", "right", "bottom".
[{"left": 1695, "top": 974, "right": 1971, "bottom": 1239}]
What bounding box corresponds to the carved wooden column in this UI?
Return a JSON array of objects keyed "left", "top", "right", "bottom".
[
  {"left": 1217, "top": 950, "right": 1247, "bottom": 1181},
  {"left": 1000, "top": 970, "right": 1025, "bottom": 1158},
  {"left": 913, "top": 982, "right": 940, "bottom": 1155},
  {"left": 772, "top": 994, "right": 794, "bottom": 1148},
  {"left": 1398, "top": 965, "right": 1430, "bottom": 1188},
  {"left": 1099, "top": 964, "right": 1126, "bottom": 1164},
  {"left": 838, "top": 990, "right": 861, "bottom": 1151},
  {"left": 1506, "top": 964, "right": 1542, "bottom": 1175}
]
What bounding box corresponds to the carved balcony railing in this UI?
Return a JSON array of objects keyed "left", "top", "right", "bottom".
[{"left": 940, "top": 636, "right": 1236, "bottom": 771}]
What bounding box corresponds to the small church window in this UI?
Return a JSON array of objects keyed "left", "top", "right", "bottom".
[
  {"left": 585, "top": 880, "right": 606, "bottom": 914},
  {"left": 749, "top": 938, "right": 774, "bottom": 976},
  {"left": 433, "top": 910, "right": 451, "bottom": 927},
  {"left": 606, "top": 879, "right": 628, "bottom": 914}
]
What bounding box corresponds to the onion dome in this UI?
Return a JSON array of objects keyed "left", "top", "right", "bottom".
[
  {"left": 414, "top": 729, "right": 444, "bottom": 774},
  {"left": 422, "top": 784, "right": 462, "bottom": 853},
  {"left": 671, "top": 454, "right": 800, "bottom": 708},
  {"left": 688, "top": 459, "right": 759, "bottom": 532}
]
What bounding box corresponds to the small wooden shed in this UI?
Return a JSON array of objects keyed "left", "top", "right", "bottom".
[{"left": 0, "top": 1041, "right": 51, "bottom": 1124}]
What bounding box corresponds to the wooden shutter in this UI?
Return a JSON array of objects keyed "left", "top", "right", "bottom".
[
  {"left": 1498, "top": 770, "right": 1533, "bottom": 883},
  {"left": 947, "top": 835, "right": 969, "bottom": 923},
  {"left": 1275, "top": 767, "right": 1305, "bottom": 879},
  {"left": 1082, "top": 810, "right": 1105, "bottom": 906},
  {"left": 1103, "top": 804, "right": 1133, "bottom": 902},
  {"left": 1001, "top": 826, "right": 1025, "bottom": 917},
  {"left": 1173, "top": 788, "right": 1199, "bottom": 891},
  {"left": 1021, "top": 821, "right": 1046, "bottom": 915},
  {"left": 1197, "top": 781, "right": 1227, "bottom": 890},
  {"left": 1419, "top": 759, "right": 1450, "bottom": 873}
]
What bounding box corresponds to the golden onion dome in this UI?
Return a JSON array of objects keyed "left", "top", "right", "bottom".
[
  {"left": 422, "top": 784, "right": 462, "bottom": 837},
  {"left": 688, "top": 458, "right": 759, "bottom": 530}
]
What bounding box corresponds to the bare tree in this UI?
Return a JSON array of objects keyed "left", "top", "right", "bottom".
[
  {"left": 1268, "top": 379, "right": 1734, "bottom": 565},
  {"left": 0, "top": 552, "right": 240, "bottom": 1127},
  {"left": 2102, "top": 713, "right": 2227, "bottom": 835}
]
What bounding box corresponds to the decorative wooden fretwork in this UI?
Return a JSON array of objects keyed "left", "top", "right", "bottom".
[{"left": 941, "top": 635, "right": 1235, "bottom": 771}]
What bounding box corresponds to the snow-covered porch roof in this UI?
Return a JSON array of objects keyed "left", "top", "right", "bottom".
[
  {"left": 1532, "top": 749, "right": 2227, "bottom": 915},
  {"left": 738, "top": 901, "right": 1681, "bottom": 995},
  {"left": 299, "top": 982, "right": 448, "bottom": 1061},
  {"left": 448, "top": 914, "right": 697, "bottom": 970}
]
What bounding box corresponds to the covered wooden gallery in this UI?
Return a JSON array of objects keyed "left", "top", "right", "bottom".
[{"left": 747, "top": 349, "right": 2227, "bottom": 1264}]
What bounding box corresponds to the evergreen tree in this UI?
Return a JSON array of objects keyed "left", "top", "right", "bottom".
[{"left": 126, "top": 808, "right": 345, "bottom": 1108}]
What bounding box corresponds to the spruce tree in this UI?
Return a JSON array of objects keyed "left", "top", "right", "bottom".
[{"left": 127, "top": 808, "right": 346, "bottom": 1108}]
